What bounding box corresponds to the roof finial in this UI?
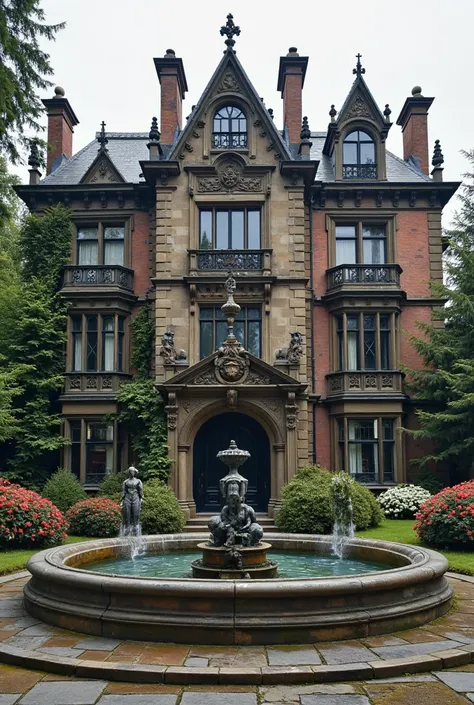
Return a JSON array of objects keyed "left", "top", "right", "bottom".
[
  {"left": 221, "top": 271, "right": 240, "bottom": 341},
  {"left": 98, "top": 121, "right": 108, "bottom": 152},
  {"left": 353, "top": 53, "right": 365, "bottom": 78},
  {"left": 28, "top": 139, "right": 41, "bottom": 170},
  {"left": 384, "top": 104, "right": 392, "bottom": 122},
  {"left": 329, "top": 104, "right": 337, "bottom": 122},
  {"left": 220, "top": 13, "right": 240, "bottom": 52},
  {"left": 149, "top": 116, "right": 160, "bottom": 142},
  {"left": 300, "top": 116, "right": 311, "bottom": 141},
  {"left": 432, "top": 139, "right": 444, "bottom": 167},
  {"left": 268, "top": 108, "right": 274, "bottom": 120}
]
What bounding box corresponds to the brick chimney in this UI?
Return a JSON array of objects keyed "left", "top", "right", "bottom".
[
  {"left": 42, "top": 86, "right": 79, "bottom": 174},
  {"left": 396, "top": 86, "right": 434, "bottom": 175},
  {"left": 277, "top": 47, "right": 308, "bottom": 145},
  {"left": 154, "top": 49, "right": 188, "bottom": 144}
]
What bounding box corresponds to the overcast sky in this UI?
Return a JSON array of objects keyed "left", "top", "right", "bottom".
[{"left": 17, "top": 0, "right": 473, "bottom": 226}]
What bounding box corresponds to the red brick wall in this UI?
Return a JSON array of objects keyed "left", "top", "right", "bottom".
[
  {"left": 46, "top": 113, "right": 73, "bottom": 174},
  {"left": 131, "top": 210, "right": 152, "bottom": 299},
  {"left": 315, "top": 405, "right": 331, "bottom": 469},
  {"left": 397, "top": 211, "right": 431, "bottom": 297},
  {"left": 403, "top": 409, "right": 449, "bottom": 485},
  {"left": 282, "top": 68, "right": 303, "bottom": 145},
  {"left": 312, "top": 210, "right": 328, "bottom": 297},
  {"left": 160, "top": 72, "right": 182, "bottom": 144},
  {"left": 402, "top": 113, "right": 429, "bottom": 175},
  {"left": 400, "top": 305, "right": 432, "bottom": 372}
]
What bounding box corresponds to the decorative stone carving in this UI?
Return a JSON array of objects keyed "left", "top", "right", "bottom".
[
  {"left": 365, "top": 374, "right": 377, "bottom": 389},
  {"left": 348, "top": 374, "right": 361, "bottom": 389},
  {"left": 69, "top": 376, "right": 81, "bottom": 390},
  {"left": 89, "top": 159, "right": 118, "bottom": 183},
  {"left": 165, "top": 392, "right": 178, "bottom": 430},
  {"left": 193, "top": 371, "right": 216, "bottom": 385},
  {"left": 244, "top": 371, "right": 271, "bottom": 385},
  {"left": 215, "top": 339, "right": 250, "bottom": 384},
  {"left": 381, "top": 374, "right": 394, "bottom": 388},
  {"left": 159, "top": 331, "right": 187, "bottom": 365},
  {"left": 330, "top": 376, "right": 343, "bottom": 392},
  {"left": 344, "top": 94, "right": 372, "bottom": 120},
  {"left": 102, "top": 375, "right": 112, "bottom": 389},
  {"left": 182, "top": 398, "right": 205, "bottom": 414},
  {"left": 197, "top": 161, "right": 262, "bottom": 193},
  {"left": 86, "top": 376, "right": 97, "bottom": 390},
  {"left": 285, "top": 392, "right": 299, "bottom": 430},
  {"left": 276, "top": 332, "right": 304, "bottom": 364},
  {"left": 216, "top": 71, "right": 241, "bottom": 93},
  {"left": 226, "top": 389, "right": 238, "bottom": 409}
]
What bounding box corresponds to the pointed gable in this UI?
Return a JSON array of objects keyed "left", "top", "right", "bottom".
[
  {"left": 168, "top": 49, "right": 292, "bottom": 163},
  {"left": 80, "top": 150, "right": 126, "bottom": 185}
]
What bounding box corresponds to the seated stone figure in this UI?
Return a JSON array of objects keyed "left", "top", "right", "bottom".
[{"left": 208, "top": 486, "right": 263, "bottom": 548}]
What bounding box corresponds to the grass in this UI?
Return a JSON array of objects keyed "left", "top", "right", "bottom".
[
  {"left": 356, "top": 519, "right": 474, "bottom": 576},
  {"left": 0, "top": 536, "right": 92, "bottom": 575}
]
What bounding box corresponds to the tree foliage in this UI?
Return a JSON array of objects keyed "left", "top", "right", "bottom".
[
  {"left": 114, "top": 304, "right": 171, "bottom": 482},
  {"left": 0, "top": 0, "right": 64, "bottom": 163},
  {"left": 406, "top": 150, "right": 474, "bottom": 481}
]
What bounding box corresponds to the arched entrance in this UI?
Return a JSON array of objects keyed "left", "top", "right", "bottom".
[{"left": 193, "top": 412, "right": 271, "bottom": 513}]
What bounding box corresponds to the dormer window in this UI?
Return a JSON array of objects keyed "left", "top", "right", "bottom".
[
  {"left": 212, "top": 106, "right": 247, "bottom": 149},
  {"left": 342, "top": 130, "right": 377, "bottom": 179}
]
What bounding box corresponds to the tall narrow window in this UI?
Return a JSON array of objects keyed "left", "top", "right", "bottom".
[
  {"left": 118, "top": 317, "right": 124, "bottom": 372},
  {"left": 363, "top": 225, "right": 386, "bottom": 265},
  {"left": 380, "top": 315, "right": 390, "bottom": 370},
  {"left": 336, "top": 225, "right": 357, "bottom": 265},
  {"left": 77, "top": 227, "right": 99, "bottom": 265},
  {"left": 347, "top": 315, "right": 360, "bottom": 370},
  {"left": 336, "top": 313, "right": 393, "bottom": 371},
  {"left": 71, "top": 316, "right": 82, "bottom": 371},
  {"left": 342, "top": 130, "right": 377, "bottom": 179},
  {"left": 212, "top": 106, "right": 247, "bottom": 148},
  {"left": 102, "top": 316, "right": 115, "bottom": 371},
  {"left": 199, "top": 306, "right": 261, "bottom": 359},
  {"left": 86, "top": 316, "right": 98, "bottom": 371},
  {"left": 104, "top": 226, "right": 124, "bottom": 265},
  {"left": 363, "top": 315, "right": 377, "bottom": 370},
  {"left": 70, "top": 420, "right": 81, "bottom": 480},
  {"left": 338, "top": 417, "right": 396, "bottom": 484},
  {"left": 86, "top": 422, "right": 114, "bottom": 483}
]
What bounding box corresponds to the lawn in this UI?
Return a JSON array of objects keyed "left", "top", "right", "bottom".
[
  {"left": 0, "top": 536, "right": 92, "bottom": 575},
  {"left": 356, "top": 519, "right": 474, "bottom": 576}
]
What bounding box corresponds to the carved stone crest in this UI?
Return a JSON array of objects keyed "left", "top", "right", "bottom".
[
  {"left": 89, "top": 159, "right": 118, "bottom": 183},
  {"left": 197, "top": 161, "right": 262, "bottom": 194},
  {"left": 159, "top": 331, "right": 187, "bottom": 365},
  {"left": 345, "top": 95, "right": 372, "bottom": 120},
  {"left": 215, "top": 339, "right": 250, "bottom": 385},
  {"left": 216, "top": 72, "right": 241, "bottom": 94}
]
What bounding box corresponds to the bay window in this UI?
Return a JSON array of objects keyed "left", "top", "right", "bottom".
[
  {"left": 338, "top": 417, "right": 395, "bottom": 484},
  {"left": 336, "top": 312, "right": 393, "bottom": 371},
  {"left": 69, "top": 313, "right": 126, "bottom": 373},
  {"left": 66, "top": 420, "right": 123, "bottom": 486}
]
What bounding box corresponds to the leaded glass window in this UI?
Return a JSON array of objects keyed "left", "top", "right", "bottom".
[{"left": 212, "top": 106, "right": 247, "bottom": 149}]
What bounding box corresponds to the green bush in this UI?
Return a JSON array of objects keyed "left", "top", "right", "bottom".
[
  {"left": 97, "top": 471, "right": 128, "bottom": 502},
  {"left": 42, "top": 468, "right": 87, "bottom": 513},
  {"left": 140, "top": 480, "right": 185, "bottom": 534},
  {"left": 66, "top": 498, "right": 121, "bottom": 538},
  {"left": 275, "top": 465, "right": 383, "bottom": 534}
]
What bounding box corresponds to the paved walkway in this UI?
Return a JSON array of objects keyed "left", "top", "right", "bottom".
[{"left": 1, "top": 573, "right": 474, "bottom": 702}]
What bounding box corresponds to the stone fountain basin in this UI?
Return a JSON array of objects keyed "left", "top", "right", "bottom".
[{"left": 24, "top": 533, "right": 452, "bottom": 645}]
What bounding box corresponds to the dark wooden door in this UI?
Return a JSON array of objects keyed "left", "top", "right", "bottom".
[{"left": 193, "top": 412, "right": 270, "bottom": 513}]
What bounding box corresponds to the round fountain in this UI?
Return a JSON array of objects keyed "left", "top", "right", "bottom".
[{"left": 191, "top": 440, "right": 277, "bottom": 579}]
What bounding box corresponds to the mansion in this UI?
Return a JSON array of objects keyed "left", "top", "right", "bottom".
[{"left": 16, "top": 16, "right": 459, "bottom": 518}]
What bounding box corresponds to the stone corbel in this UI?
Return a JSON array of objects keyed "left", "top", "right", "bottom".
[
  {"left": 285, "top": 392, "right": 299, "bottom": 430},
  {"left": 165, "top": 392, "right": 178, "bottom": 430}
]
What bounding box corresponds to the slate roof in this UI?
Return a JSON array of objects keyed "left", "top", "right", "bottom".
[{"left": 39, "top": 130, "right": 432, "bottom": 187}]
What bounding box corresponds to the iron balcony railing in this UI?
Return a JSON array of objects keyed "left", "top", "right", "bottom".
[
  {"left": 189, "top": 249, "right": 272, "bottom": 273},
  {"left": 62, "top": 265, "right": 134, "bottom": 290},
  {"left": 342, "top": 164, "right": 378, "bottom": 179},
  {"left": 327, "top": 264, "right": 402, "bottom": 291}
]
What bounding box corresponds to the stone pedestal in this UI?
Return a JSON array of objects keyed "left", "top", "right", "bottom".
[{"left": 191, "top": 541, "right": 277, "bottom": 579}]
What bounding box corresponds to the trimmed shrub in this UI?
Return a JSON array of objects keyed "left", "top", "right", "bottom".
[
  {"left": 415, "top": 480, "right": 474, "bottom": 547},
  {"left": 66, "top": 498, "right": 121, "bottom": 538},
  {"left": 42, "top": 468, "right": 87, "bottom": 513},
  {"left": 0, "top": 478, "right": 67, "bottom": 548},
  {"left": 275, "top": 465, "right": 383, "bottom": 534},
  {"left": 140, "top": 480, "right": 185, "bottom": 535},
  {"left": 378, "top": 484, "right": 431, "bottom": 519},
  {"left": 97, "top": 471, "right": 128, "bottom": 502}
]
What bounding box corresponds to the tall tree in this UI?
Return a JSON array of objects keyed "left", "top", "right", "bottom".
[
  {"left": 0, "top": 0, "right": 65, "bottom": 163},
  {"left": 406, "top": 150, "right": 474, "bottom": 482}
]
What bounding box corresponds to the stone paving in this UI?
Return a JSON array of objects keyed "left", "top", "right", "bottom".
[{"left": 1, "top": 573, "right": 474, "bottom": 701}]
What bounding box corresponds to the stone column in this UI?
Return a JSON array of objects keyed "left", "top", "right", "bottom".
[
  {"left": 270, "top": 442, "right": 286, "bottom": 516},
  {"left": 177, "top": 444, "right": 191, "bottom": 520}
]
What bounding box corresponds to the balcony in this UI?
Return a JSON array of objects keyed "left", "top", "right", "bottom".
[
  {"left": 64, "top": 372, "right": 130, "bottom": 395},
  {"left": 326, "top": 370, "right": 403, "bottom": 397},
  {"left": 62, "top": 265, "right": 134, "bottom": 291},
  {"left": 189, "top": 249, "right": 272, "bottom": 275},
  {"left": 327, "top": 264, "right": 401, "bottom": 292},
  {"left": 342, "top": 164, "right": 378, "bottom": 179}
]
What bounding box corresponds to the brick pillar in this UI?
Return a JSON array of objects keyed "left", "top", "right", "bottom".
[
  {"left": 154, "top": 49, "right": 188, "bottom": 144},
  {"left": 396, "top": 87, "right": 434, "bottom": 175},
  {"left": 42, "top": 87, "right": 79, "bottom": 174},
  {"left": 277, "top": 47, "right": 308, "bottom": 145}
]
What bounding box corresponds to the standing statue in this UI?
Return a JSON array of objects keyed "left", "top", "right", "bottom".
[{"left": 120, "top": 466, "right": 143, "bottom": 536}]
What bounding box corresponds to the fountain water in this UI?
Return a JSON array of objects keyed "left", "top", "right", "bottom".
[{"left": 331, "top": 472, "right": 355, "bottom": 558}]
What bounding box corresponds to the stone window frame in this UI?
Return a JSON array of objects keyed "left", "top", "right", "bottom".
[
  {"left": 332, "top": 414, "right": 403, "bottom": 485},
  {"left": 71, "top": 217, "right": 132, "bottom": 268},
  {"left": 212, "top": 104, "right": 248, "bottom": 150},
  {"left": 326, "top": 212, "right": 398, "bottom": 269},
  {"left": 334, "top": 122, "right": 387, "bottom": 181},
  {"left": 203, "top": 95, "right": 258, "bottom": 160},
  {"left": 191, "top": 194, "right": 269, "bottom": 251},
  {"left": 63, "top": 417, "right": 125, "bottom": 486},
  {"left": 66, "top": 311, "right": 129, "bottom": 374},
  {"left": 330, "top": 310, "right": 399, "bottom": 373}
]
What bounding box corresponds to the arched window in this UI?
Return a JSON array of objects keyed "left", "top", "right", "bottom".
[
  {"left": 212, "top": 106, "right": 247, "bottom": 149},
  {"left": 342, "top": 130, "right": 377, "bottom": 179}
]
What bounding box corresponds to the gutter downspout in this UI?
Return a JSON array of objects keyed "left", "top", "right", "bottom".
[{"left": 309, "top": 194, "right": 317, "bottom": 464}]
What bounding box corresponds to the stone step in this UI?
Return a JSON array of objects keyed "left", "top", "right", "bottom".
[{"left": 185, "top": 514, "right": 278, "bottom": 533}]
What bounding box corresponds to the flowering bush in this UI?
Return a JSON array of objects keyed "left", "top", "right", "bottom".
[
  {"left": 0, "top": 479, "right": 67, "bottom": 549},
  {"left": 66, "top": 498, "right": 121, "bottom": 538},
  {"left": 415, "top": 480, "right": 474, "bottom": 547},
  {"left": 377, "top": 484, "right": 432, "bottom": 519}
]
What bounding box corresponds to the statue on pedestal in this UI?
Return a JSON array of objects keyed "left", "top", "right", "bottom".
[{"left": 120, "top": 466, "right": 143, "bottom": 536}]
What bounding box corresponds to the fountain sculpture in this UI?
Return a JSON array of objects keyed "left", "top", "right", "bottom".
[
  {"left": 191, "top": 440, "right": 277, "bottom": 579},
  {"left": 120, "top": 465, "right": 143, "bottom": 537}
]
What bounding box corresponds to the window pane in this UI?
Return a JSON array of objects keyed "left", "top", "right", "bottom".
[
  {"left": 336, "top": 225, "right": 356, "bottom": 239},
  {"left": 336, "top": 240, "right": 357, "bottom": 265},
  {"left": 383, "top": 419, "right": 394, "bottom": 440},
  {"left": 363, "top": 238, "right": 386, "bottom": 264},
  {"left": 347, "top": 315, "right": 359, "bottom": 330},
  {"left": 77, "top": 227, "right": 98, "bottom": 240},
  {"left": 200, "top": 210, "right": 212, "bottom": 249},
  {"left": 73, "top": 334, "right": 82, "bottom": 372},
  {"left": 102, "top": 317, "right": 115, "bottom": 371},
  {"left": 216, "top": 211, "right": 229, "bottom": 249},
  {"left": 70, "top": 420, "right": 81, "bottom": 443},
  {"left": 338, "top": 331, "right": 344, "bottom": 370},
  {"left": 247, "top": 210, "right": 261, "bottom": 249},
  {"left": 364, "top": 331, "right": 376, "bottom": 369},
  {"left": 360, "top": 142, "right": 375, "bottom": 164},
  {"left": 216, "top": 321, "right": 227, "bottom": 349},
  {"left": 199, "top": 307, "right": 213, "bottom": 320},
  {"left": 362, "top": 225, "right": 385, "bottom": 239},
  {"left": 234, "top": 321, "right": 245, "bottom": 346},
  {"left": 380, "top": 331, "right": 390, "bottom": 369},
  {"left": 347, "top": 332, "right": 359, "bottom": 370},
  {"left": 71, "top": 444, "right": 81, "bottom": 480},
  {"left": 383, "top": 442, "right": 394, "bottom": 482},
  {"left": 247, "top": 308, "right": 261, "bottom": 320},
  {"left": 72, "top": 316, "right": 82, "bottom": 332},
  {"left": 343, "top": 142, "right": 357, "bottom": 164},
  {"left": 86, "top": 316, "right": 97, "bottom": 371},
  {"left": 248, "top": 321, "right": 261, "bottom": 356},
  {"left": 86, "top": 445, "right": 113, "bottom": 479},
  {"left": 231, "top": 211, "right": 244, "bottom": 249},
  {"left": 200, "top": 321, "right": 213, "bottom": 358},
  {"left": 104, "top": 240, "right": 124, "bottom": 265},
  {"left": 104, "top": 226, "right": 124, "bottom": 240},
  {"left": 87, "top": 422, "right": 113, "bottom": 442},
  {"left": 78, "top": 240, "right": 98, "bottom": 265}
]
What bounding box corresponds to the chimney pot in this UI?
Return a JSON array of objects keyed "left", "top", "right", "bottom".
[
  {"left": 277, "top": 49, "right": 308, "bottom": 145},
  {"left": 396, "top": 88, "right": 434, "bottom": 175},
  {"left": 42, "top": 87, "right": 79, "bottom": 174},
  {"left": 154, "top": 51, "right": 188, "bottom": 144}
]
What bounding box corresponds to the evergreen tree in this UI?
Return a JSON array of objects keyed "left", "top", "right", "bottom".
[
  {"left": 0, "top": 0, "right": 64, "bottom": 163},
  {"left": 406, "top": 150, "right": 474, "bottom": 481}
]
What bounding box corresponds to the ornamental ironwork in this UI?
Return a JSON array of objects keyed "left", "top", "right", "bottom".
[
  {"left": 197, "top": 250, "right": 263, "bottom": 271},
  {"left": 327, "top": 264, "right": 401, "bottom": 290},
  {"left": 342, "top": 164, "right": 377, "bottom": 179},
  {"left": 63, "top": 265, "right": 133, "bottom": 290}
]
